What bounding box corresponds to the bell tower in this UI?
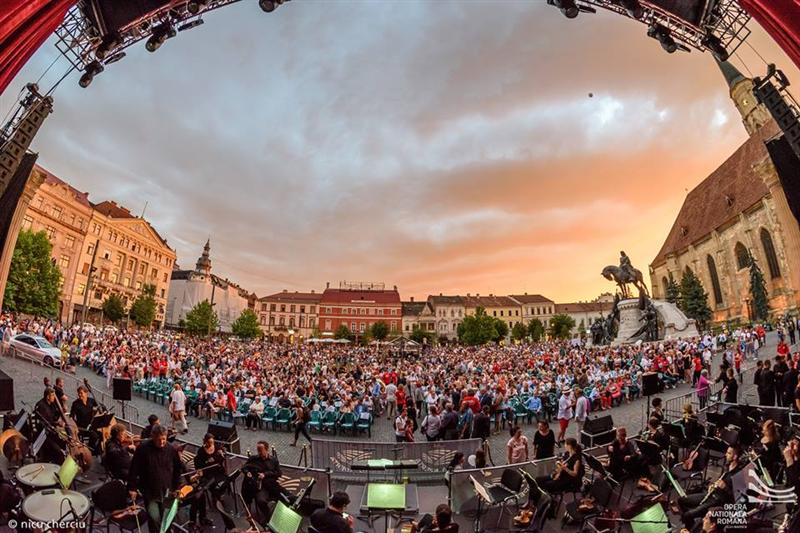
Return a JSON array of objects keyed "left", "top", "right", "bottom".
[{"left": 717, "top": 59, "right": 771, "bottom": 136}]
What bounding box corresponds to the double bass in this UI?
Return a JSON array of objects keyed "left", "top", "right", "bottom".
[{"left": 53, "top": 390, "right": 92, "bottom": 471}]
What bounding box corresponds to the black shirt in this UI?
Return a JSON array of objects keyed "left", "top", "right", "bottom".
[
  {"left": 194, "top": 445, "right": 227, "bottom": 486},
  {"left": 70, "top": 397, "right": 98, "bottom": 429},
  {"left": 533, "top": 430, "right": 556, "bottom": 459},
  {"left": 724, "top": 378, "right": 738, "bottom": 404},
  {"left": 141, "top": 424, "right": 156, "bottom": 439},
  {"left": 241, "top": 454, "right": 282, "bottom": 494},
  {"left": 472, "top": 413, "right": 491, "bottom": 440},
  {"left": 35, "top": 398, "right": 61, "bottom": 427},
  {"left": 103, "top": 439, "right": 132, "bottom": 480},
  {"left": 128, "top": 439, "right": 183, "bottom": 500},
  {"left": 310, "top": 508, "right": 353, "bottom": 533}
]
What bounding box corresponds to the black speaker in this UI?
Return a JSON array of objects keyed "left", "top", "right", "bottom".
[
  {"left": 112, "top": 378, "right": 132, "bottom": 401},
  {"left": 207, "top": 420, "right": 240, "bottom": 454},
  {"left": 642, "top": 372, "right": 661, "bottom": 397},
  {"left": 584, "top": 415, "right": 614, "bottom": 435},
  {"left": 0, "top": 369, "right": 14, "bottom": 411}
]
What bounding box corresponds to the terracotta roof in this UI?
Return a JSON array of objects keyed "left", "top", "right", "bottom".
[
  {"left": 428, "top": 295, "right": 464, "bottom": 306},
  {"left": 510, "top": 294, "right": 554, "bottom": 304},
  {"left": 261, "top": 291, "right": 322, "bottom": 303},
  {"left": 651, "top": 120, "right": 780, "bottom": 267},
  {"left": 555, "top": 302, "right": 613, "bottom": 314},
  {"left": 320, "top": 288, "right": 401, "bottom": 305},
  {"left": 93, "top": 200, "right": 134, "bottom": 218},
  {"left": 402, "top": 302, "right": 427, "bottom": 316},
  {"left": 35, "top": 165, "right": 91, "bottom": 208},
  {"left": 462, "top": 295, "right": 519, "bottom": 308}
]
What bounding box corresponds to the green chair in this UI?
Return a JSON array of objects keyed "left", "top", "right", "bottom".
[
  {"left": 321, "top": 410, "right": 338, "bottom": 434},
  {"left": 356, "top": 412, "right": 372, "bottom": 437},
  {"left": 307, "top": 410, "right": 322, "bottom": 432},
  {"left": 275, "top": 407, "right": 292, "bottom": 431},
  {"left": 262, "top": 406, "right": 277, "bottom": 429},
  {"left": 513, "top": 403, "right": 528, "bottom": 424},
  {"left": 338, "top": 412, "right": 356, "bottom": 435}
]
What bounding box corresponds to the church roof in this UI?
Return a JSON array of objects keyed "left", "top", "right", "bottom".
[
  {"left": 716, "top": 59, "right": 746, "bottom": 90},
  {"left": 650, "top": 120, "right": 780, "bottom": 267}
]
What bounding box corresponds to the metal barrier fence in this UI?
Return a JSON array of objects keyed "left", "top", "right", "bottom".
[
  {"left": 5, "top": 345, "right": 141, "bottom": 423},
  {"left": 121, "top": 418, "right": 331, "bottom": 504},
  {"left": 311, "top": 437, "right": 483, "bottom": 484},
  {"left": 662, "top": 380, "right": 724, "bottom": 423}
]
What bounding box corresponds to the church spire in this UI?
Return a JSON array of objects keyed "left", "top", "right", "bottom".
[
  {"left": 195, "top": 239, "right": 211, "bottom": 275},
  {"left": 715, "top": 58, "right": 771, "bottom": 136}
]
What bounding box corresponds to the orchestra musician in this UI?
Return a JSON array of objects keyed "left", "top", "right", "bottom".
[
  {"left": 54, "top": 377, "right": 67, "bottom": 406},
  {"left": 607, "top": 427, "right": 645, "bottom": 480},
  {"left": 128, "top": 424, "right": 185, "bottom": 533},
  {"left": 310, "top": 491, "right": 354, "bottom": 533},
  {"left": 409, "top": 503, "right": 459, "bottom": 533},
  {"left": 534, "top": 438, "right": 584, "bottom": 493},
  {"left": 680, "top": 403, "right": 703, "bottom": 447},
  {"left": 241, "top": 441, "right": 291, "bottom": 523},
  {"left": 674, "top": 445, "right": 743, "bottom": 530},
  {"left": 141, "top": 414, "right": 160, "bottom": 440},
  {"left": 102, "top": 423, "right": 133, "bottom": 480},
  {"left": 646, "top": 417, "right": 670, "bottom": 452},
  {"left": 70, "top": 385, "right": 99, "bottom": 451},
  {"left": 34, "top": 387, "right": 67, "bottom": 463},
  {"left": 783, "top": 436, "right": 799, "bottom": 514},
  {"left": 189, "top": 433, "right": 227, "bottom": 527},
  {"left": 755, "top": 419, "right": 783, "bottom": 481}
]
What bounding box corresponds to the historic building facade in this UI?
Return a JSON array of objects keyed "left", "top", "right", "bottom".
[
  {"left": 401, "top": 297, "right": 435, "bottom": 335},
  {"left": 511, "top": 293, "right": 556, "bottom": 329},
  {"left": 165, "top": 240, "right": 250, "bottom": 333},
  {"left": 463, "top": 294, "right": 524, "bottom": 331},
  {"left": 20, "top": 166, "right": 176, "bottom": 325},
  {"left": 317, "top": 283, "right": 402, "bottom": 337},
  {"left": 258, "top": 290, "right": 321, "bottom": 342},
  {"left": 426, "top": 295, "right": 466, "bottom": 340},
  {"left": 649, "top": 61, "right": 800, "bottom": 323}
]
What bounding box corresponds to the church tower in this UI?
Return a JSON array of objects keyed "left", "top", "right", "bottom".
[
  {"left": 717, "top": 59, "right": 771, "bottom": 136},
  {"left": 195, "top": 239, "right": 212, "bottom": 276}
]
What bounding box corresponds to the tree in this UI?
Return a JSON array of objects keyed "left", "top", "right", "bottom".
[
  {"left": 511, "top": 322, "right": 528, "bottom": 342},
  {"left": 665, "top": 275, "right": 680, "bottom": 305},
  {"left": 232, "top": 308, "right": 261, "bottom": 339},
  {"left": 370, "top": 321, "right": 389, "bottom": 341},
  {"left": 748, "top": 251, "right": 770, "bottom": 322},
  {"left": 334, "top": 324, "right": 353, "bottom": 341},
  {"left": 3, "top": 229, "right": 62, "bottom": 317},
  {"left": 578, "top": 319, "right": 587, "bottom": 338},
  {"left": 528, "top": 318, "right": 545, "bottom": 342},
  {"left": 458, "top": 307, "right": 502, "bottom": 345},
  {"left": 679, "top": 269, "right": 712, "bottom": 329},
  {"left": 410, "top": 326, "right": 434, "bottom": 345},
  {"left": 185, "top": 299, "right": 219, "bottom": 335},
  {"left": 102, "top": 294, "right": 125, "bottom": 323},
  {"left": 129, "top": 283, "right": 157, "bottom": 327},
  {"left": 548, "top": 314, "right": 576, "bottom": 339},
  {"left": 492, "top": 318, "right": 509, "bottom": 342}
]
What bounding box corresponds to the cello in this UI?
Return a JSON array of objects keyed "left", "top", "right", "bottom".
[{"left": 52, "top": 389, "right": 93, "bottom": 472}]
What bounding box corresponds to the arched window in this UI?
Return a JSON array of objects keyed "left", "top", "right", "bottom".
[
  {"left": 760, "top": 228, "right": 781, "bottom": 279},
  {"left": 661, "top": 276, "right": 668, "bottom": 297},
  {"left": 707, "top": 255, "right": 723, "bottom": 305},
  {"left": 734, "top": 242, "right": 749, "bottom": 270}
]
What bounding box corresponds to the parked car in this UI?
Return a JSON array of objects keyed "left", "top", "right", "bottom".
[
  {"left": 81, "top": 323, "right": 97, "bottom": 333},
  {"left": 103, "top": 325, "right": 118, "bottom": 333},
  {"left": 9, "top": 334, "right": 62, "bottom": 366}
]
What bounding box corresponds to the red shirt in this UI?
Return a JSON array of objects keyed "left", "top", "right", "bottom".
[
  {"left": 693, "top": 356, "right": 702, "bottom": 371},
  {"left": 778, "top": 343, "right": 790, "bottom": 357}
]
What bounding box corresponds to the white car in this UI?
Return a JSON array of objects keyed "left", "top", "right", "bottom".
[
  {"left": 81, "top": 323, "right": 97, "bottom": 333},
  {"left": 103, "top": 325, "right": 118, "bottom": 333},
  {"left": 9, "top": 334, "right": 62, "bottom": 366}
]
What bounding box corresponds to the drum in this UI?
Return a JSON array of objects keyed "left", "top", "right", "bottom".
[
  {"left": 15, "top": 463, "right": 60, "bottom": 493},
  {"left": 21, "top": 489, "right": 89, "bottom": 532},
  {"left": 0, "top": 428, "right": 28, "bottom": 464}
]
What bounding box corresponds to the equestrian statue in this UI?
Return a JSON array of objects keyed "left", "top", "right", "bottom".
[{"left": 601, "top": 251, "right": 650, "bottom": 299}]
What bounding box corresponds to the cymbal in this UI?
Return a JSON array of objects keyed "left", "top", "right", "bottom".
[{"left": 0, "top": 428, "right": 29, "bottom": 464}]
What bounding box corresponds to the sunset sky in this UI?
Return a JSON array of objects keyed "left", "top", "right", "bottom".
[{"left": 3, "top": 1, "right": 799, "bottom": 303}]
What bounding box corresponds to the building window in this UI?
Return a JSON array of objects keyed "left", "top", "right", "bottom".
[
  {"left": 59, "top": 255, "right": 70, "bottom": 269},
  {"left": 760, "top": 228, "right": 781, "bottom": 279},
  {"left": 300, "top": 316, "right": 305, "bottom": 327},
  {"left": 310, "top": 318, "right": 316, "bottom": 328},
  {"left": 351, "top": 322, "right": 356, "bottom": 332},
  {"left": 270, "top": 316, "right": 275, "bottom": 326},
  {"left": 661, "top": 276, "right": 668, "bottom": 297},
  {"left": 310, "top": 306, "right": 316, "bottom": 314},
  {"left": 707, "top": 255, "right": 723, "bottom": 305},
  {"left": 324, "top": 319, "right": 331, "bottom": 330},
  {"left": 280, "top": 305, "right": 286, "bottom": 312},
  {"left": 300, "top": 305, "right": 305, "bottom": 314},
  {"left": 78, "top": 283, "right": 86, "bottom": 295},
  {"left": 261, "top": 303, "right": 267, "bottom": 312},
  {"left": 51, "top": 206, "right": 62, "bottom": 219},
  {"left": 390, "top": 322, "right": 396, "bottom": 332},
  {"left": 111, "top": 271, "right": 119, "bottom": 283},
  {"left": 160, "top": 288, "right": 165, "bottom": 298},
  {"left": 279, "top": 317, "right": 285, "bottom": 326},
  {"left": 124, "top": 277, "right": 130, "bottom": 287},
  {"left": 289, "top": 317, "right": 295, "bottom": 328},
  {"left": 290, "top": 305, "right": 295, "bottom": 313},
  {"left": 359, "top": 323, "right": 365, "bottom": 333},
  {"left": 260, "top": 315, "right": 266, "bottom": 326},
  {"left": 135, "top": 281, "right": 142, "bottom": 290},
  {"left": 22, "top": 215, "right": 33, "bottom": 230},
  {"left": 65, "top": 235, "right": 75, "bottom": 249},
  {"left": 45, "top": 226, "right": 55, "bottom": 240},
  {"left": 163, "top": 272, "right": 168, "bottom": 282},
  {"left": 734, "top": 242, "right": 749, "bottom": 270}
]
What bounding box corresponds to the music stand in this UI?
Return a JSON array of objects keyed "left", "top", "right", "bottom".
[
  {"left": 470, "top": 475, "right": 494, "bottom": 533},
  {"left": 636, "top": 440, "right": 663, "bottom": 467},
  {"left": 89, "top": 412, "right": 114, "bottom": 432},
  {"left": 583, "top": 453, "right": 613, "bottom": 484},
  {"left": 266, "top": 501, "right": 303, "bottom": 533},
  {"left": 705, "top": 412, "right": 725, "bottom": 431},
  {"left": 630, "top": 503, "right": 670, "bottom": 533},
  {"left": 31, "top": 429, "right": 46, "bottom": 457},
  {"left": 660, "top": 466, "right": 686, "bottom": 498},
  {"left": 367, "top": 483, "right": 406, "bottom": 532},
  {"left": 663, "top": 423, "right": 685, "bottom": 441}
]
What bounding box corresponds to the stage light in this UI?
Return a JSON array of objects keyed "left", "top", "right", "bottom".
[
  {"left": 79, "top": 61, "right": 104, "bottom": 88},
  {"left": 145, "top": 23, "right": 174, "bottom": 53},
  {"left": 619, "top": 0, "right": 644, "bottom": 20},
  {"left": 702, "top": 32, "right": 729, "bottom": 62},
  {"left": 95, "top": 33, "right": 121, "bottom": 60},
  {"left": 259, "top": 0, "right": 289, "bottom": 13},
  {"left": 648, "top": 24, "right": 678, "bottom": 54},
  {"left": 178, "top": 19, "right": 205, "bottom": 32},
  {"left": 547, "top": 0, "right": 579, "bottom": 18},
  {"left": 105, "top": 51, "right": 126, "bottom": 65},
  {"left": 187, "top": 0, "right": 211, "bottom": 15}
]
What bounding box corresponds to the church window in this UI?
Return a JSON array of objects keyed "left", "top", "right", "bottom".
[
  {"left": 707, "top": 255, "right": 723, "bottom": 305},
  {"left": 734, "top": 242, "right": 749, "bottom": 270},
  {"left": 760, "top": 228, "right": 781, "bottom": 279},
  {"left": 661, "top": 277, "right": 668, "bottom": 296}
]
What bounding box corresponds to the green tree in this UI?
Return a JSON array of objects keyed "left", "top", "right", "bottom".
[
  {"left": 410, "top": 326, "right": 434, "bottom": 345},
  {"left": 129, "top": 283, "right": 157, "bottom": 327},
  {"left": 679, "top": 269, "right": 712, "bottom": 329},
  {"left": 102, "top": 294, "right": 125, "bottom": 323},
  {"left": 511, "top": 322, "right": 528, "bottom": 342},
  {"left": 185, "top": 299, "right": 219, "bottom": 335},
  {"left": 528, "top": 318, "right": 545, "bottom": 342},
  {"left": 3, "top": 229, "right": 62, "bottom": 317},
  {"left": 665, "top": 275, "right": 680, "bottom": 305},
  {"left": 334, "top": 324, "right": 353, "bottom": 341},
  {"left": 748, "top": 251, "right": 770, "bottom": 321},
  {"left": 548, "top": 313, "right": 576, "bottom": 339},
  {"left": 458, "top": 307, "right": 502, "bottom": 345},
  {"left": 578, "top": 319, "right": 587, "bottom": 337},
  {"left": 370, "top": 321, "right": 389, "bottom": 341},
  {"left": 232, "top": 308, "right": 261, "bottom": 339},
  {"left": 492, "top": 318, "right": 509, "bottom": 342}
]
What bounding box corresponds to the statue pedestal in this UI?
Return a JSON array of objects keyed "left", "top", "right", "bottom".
[
  {"left": 652, "top": 300, "right": 700, "bottom": 340},
  {"left": 613, "top": 299, "right": 643, "bottom": 345}
]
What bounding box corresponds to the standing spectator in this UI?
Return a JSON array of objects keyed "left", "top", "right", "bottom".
[
  {"left": 472, "top": 406, "right": 491, "bottom": 442},
  {"left": 556, "top": 387, "right": 573, "bottom": 446},
  {"left": 440, "top": 403, "right": 459, "bottom": 441},
  {"left": 420, "top": 407, "right": 441, "bottom": 441},
  {"left": 394, "top": 408, "right": 409, "bottom": 443},
  {"left": 696, "top": 369, "right": 710, "bottom": 411},
  {"left": 386, "top": 381, "right": 398, "bottom": 420},
  {"left": 774, "top": 355, "right": 789, "bottom": 407},
  {"left": 692, "top": 353, "right": 703, "bottom": 386},
  {"left": 532, "top": 421, "right": 556, "bottom": 460},
  {"left": 507, "top": 426, "right": 529, "bottom": 464},
  {"left": 723, "top": 368, "right": 738, "bottom": 404},
  {"left": 759, "top": 360, "right": 776, "bottom": 406},
  {"left": 458, "top": 402, "right": 474, "bottom": 439},
  {"left": 574, "top": 387, "right": 589, "bottom": 439},
  {"left": 169, "top": 383, "right": 188, "bottom": 434}
]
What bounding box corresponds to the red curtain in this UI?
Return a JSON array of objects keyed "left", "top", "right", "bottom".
[
  {"left": 740, "top": 0, "right": 800, "bottom": 71},
  {"left": 0, "top": 0, "right": 76, "bottom": 95}
]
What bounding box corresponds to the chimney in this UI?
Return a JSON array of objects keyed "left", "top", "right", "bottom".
[
  {"left": 410, "top": 296, "right": 414, "bottom": 302},
  {"left": 311, "top": 289, "right": 315, "bottom": 293},
  {"left": 489, "top": 293, "right": 493, "bottom": 297},
  {"left": 467, "top": 293, "right": 470, "bottom": 297},
  {"left": 326, "top": 282, "right": 330, "bottom": 289},
  {"left": 283, "top": 289, "right": 288, "bottom": 292},
  {"left": 393, "top": 285, "right": 397, "bottom": 291}
]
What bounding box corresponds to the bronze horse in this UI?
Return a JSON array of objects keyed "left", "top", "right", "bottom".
[{"left": 601, "top": 265, "right": 649, "bottom": 299}]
